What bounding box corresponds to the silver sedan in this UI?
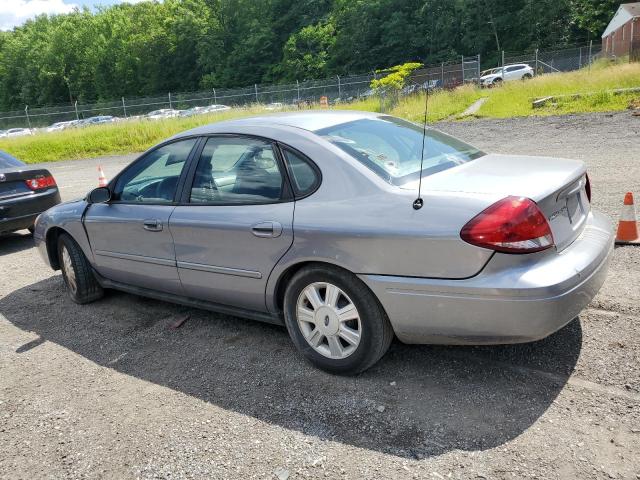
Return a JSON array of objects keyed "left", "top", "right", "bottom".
[{"left": 34, "top": 111, "right": 614, "bottom": 374}]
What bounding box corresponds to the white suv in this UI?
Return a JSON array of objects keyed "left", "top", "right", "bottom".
[{"left": 480, "top": 64, "right": 534, "bottom": 87}]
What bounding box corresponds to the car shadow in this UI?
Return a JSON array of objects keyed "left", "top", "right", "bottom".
[
  {"left": 0, "top": 231, "right": 34, "bottom": 255},
  {"left": 1, "top": 276, "right": 582, "bottom": 459}
]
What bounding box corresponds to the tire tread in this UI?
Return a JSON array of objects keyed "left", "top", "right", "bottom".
[{"left": 58, "top": 233, "right": 103, "bottom": 304}]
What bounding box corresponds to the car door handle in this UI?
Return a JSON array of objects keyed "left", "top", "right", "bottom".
[
  {"left": 143, "top": 219, "right": 163, "bottom": 232},
  {"left": 251, "top": 221, "right": 282, "bottom": 238}
]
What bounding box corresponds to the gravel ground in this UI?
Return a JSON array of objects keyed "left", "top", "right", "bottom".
[{"left": 1, "top": 111, "right": 639, "bottom": 479}]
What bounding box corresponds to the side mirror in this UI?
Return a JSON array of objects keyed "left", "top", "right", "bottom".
[{"left": 87, "top": 187, "right": 111, "bottom": 204}]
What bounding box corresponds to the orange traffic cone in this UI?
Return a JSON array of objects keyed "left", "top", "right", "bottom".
[
  {"left": 97, "top": 165, "right": 108, "bottom": 187},
  {"left": 615, "top": 192, "right": 640, "bottom": 245}
]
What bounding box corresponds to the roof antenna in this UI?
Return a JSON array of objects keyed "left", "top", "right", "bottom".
[{"left": 413, "top": 74, "right": 430, "bottom": 210}]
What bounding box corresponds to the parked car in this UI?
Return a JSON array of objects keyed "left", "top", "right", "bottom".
[
  {"left": 46, "top": 120, "right": 79, "bottom": 132},
  {"left": 180, "top": 105, "right": 230, "bottom": 117},
  {"left": 480, "top": 63, "right": 534, "bottom": 87},
  {"left": 34, "top": 111, "right": 613, "bottom": 374},
  {"left": 0, "top": 150, "right": 61, "bottom": 235},
  {"left": 264, "top": 102, "right": 284, "bottom": 111},
  {"left": 180, "top": 106, "right": 207, "bottom": 117},
  {"left": 78, "top": 116, "right": 116, "bottom": 127},
  {"left": 146, "top": 109, "right": 181, "bottom": 120},
  {"left": 6, "top": 128, "right": 33, "bottom": 137},
  {"left": 205, "top": 104, "right": 231, "bottom": 114}
]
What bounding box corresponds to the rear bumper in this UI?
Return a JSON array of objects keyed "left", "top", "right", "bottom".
[
  {"left": 359, "top": 209, "right": 614, "bottom": 345},
  {"left": 0, "top": 188, "right": 61, "bottom": 234}
]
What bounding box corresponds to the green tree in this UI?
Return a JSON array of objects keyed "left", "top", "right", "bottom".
[{"left": 280, "top": 22, "right": 336, "bottom": 81}]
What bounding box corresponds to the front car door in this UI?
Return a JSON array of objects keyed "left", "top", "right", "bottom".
[
  {"left": 84, "top": 137, "right": 199, "bottom": 294},
  {"left": 169, "top": 135, "right": 296, "bottom": 312}
]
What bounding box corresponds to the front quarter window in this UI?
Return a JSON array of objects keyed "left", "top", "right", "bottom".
[{"left": 316, "top": 117, "right": 484, "bottom": 185}]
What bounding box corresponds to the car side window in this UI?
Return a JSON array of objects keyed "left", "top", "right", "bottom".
[
  {"left": 281, "top": 147, "right": 320, "bottom": 197},
  {"left": 190, "top": 136, "right": 284, "bottom": 204},
  {"left": 113, "top": 138, "right": 196, "bottom": 203}
]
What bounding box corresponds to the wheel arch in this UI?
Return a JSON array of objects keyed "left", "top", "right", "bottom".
[
  {"left": 45, "top": 226, "right": 67, "bottom": 270},
  {"left": 270, "top": 260, "right": 389, "bottom": 319}
]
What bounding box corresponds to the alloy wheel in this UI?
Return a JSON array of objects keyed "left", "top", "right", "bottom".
[{"left": 296, "top": 282, "right": 362, "bottom": 359}]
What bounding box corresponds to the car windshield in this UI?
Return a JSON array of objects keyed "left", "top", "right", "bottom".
[
  {"left": 316, "top": 116, "right": 484, "bottom": 185},
  {"left": 0, "top": 150, "right": 24, "bottom": 168},
  {"left": 482, "top": 68, "right": 502, "bottom": 76}
]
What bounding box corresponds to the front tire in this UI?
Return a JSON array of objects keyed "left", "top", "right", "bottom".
[
  {"left": 57, "top": 233, "right": 104, "bottom": 304},
  {"left": 283, "top": 265, "right": 393, "bottom": 375}
]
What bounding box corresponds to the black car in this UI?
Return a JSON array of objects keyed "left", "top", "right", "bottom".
[{"left": 0, "top": 150, "right": 61, "bottom": 235}]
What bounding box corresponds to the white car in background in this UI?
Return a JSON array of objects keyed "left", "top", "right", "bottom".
[
  {"left": 265, "top": 102, "right": 284, "bottom": 111},
  {"left": 6, "top": 128, "right": 33, "bottom": 137},
  {"left": 146, "top": 109, "right": 181, "bottom": 120},
  {"left": 205, "top": 104, "right": 231, "bottom": 114},
  {"left": 480, "top": 64, "right": 534, "bottom": 87},
  {"left": 180, "top": 106, "right": 207, "bottom": 117},
  {"left": 46, "top": 120, "right": 79, "bottom": 132},
  {"left": 180, "top": 104, "right": 231, "bottom": 117}
]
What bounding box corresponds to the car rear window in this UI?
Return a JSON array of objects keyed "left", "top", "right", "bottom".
[
  {"left": 0, "top": 150, "right": 24, "bottom": 168},
  {"left": 315, "top": 116, "right": 484, "bottom": 185}
]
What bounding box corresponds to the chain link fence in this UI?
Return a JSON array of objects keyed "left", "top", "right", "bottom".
[
  {"left": 504, "top": 43, "right": 603, "bottom": 74},
  {"left": 0, "top": 42, "right": 606, "bottom": 131}
]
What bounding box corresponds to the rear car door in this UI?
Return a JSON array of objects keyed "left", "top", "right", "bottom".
[
  {"left": 84, "top": 138, "right": 199, "bottom": 294},
  {"left": 504, "top": 65, "right": 523, "bottom": 81},
  {"left": 169, "top": 135, "right": 295, "bottom": 312}
]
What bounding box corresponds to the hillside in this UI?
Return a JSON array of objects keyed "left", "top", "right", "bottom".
[{"left": 0, "top": 0, "right": 626, "bottom": 111}]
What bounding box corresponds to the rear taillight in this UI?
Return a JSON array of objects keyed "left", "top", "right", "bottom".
[
  {"left": 461, "top": 196, "right": 554, "bottom": 254},
  {"left": 585, "top": 174, "right": 591, "bottom": 203},
  {"left": 25, "top": 175, "right": 57, "bottom": 191}
]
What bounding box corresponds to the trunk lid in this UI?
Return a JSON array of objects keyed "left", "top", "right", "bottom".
[
  {"left": 0, "top": 168, "right": 53, "bottom": 201},
  {"left": 403, "top": 153, "right": 590, "bottom": 251}
]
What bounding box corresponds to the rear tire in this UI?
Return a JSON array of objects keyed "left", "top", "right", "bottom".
[
  {"left": 522, "top": 73, "right": 533, "bottom": 80},
  {"left": 283, "top": 265, "right": 393, "bottom": 375},
  {"left": 57, "top": 233, "right": 103, "bottom": 304}
]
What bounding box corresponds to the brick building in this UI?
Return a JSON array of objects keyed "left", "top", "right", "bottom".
[{"left": 602, "top": 2, "right": 640, "bottom": 58}]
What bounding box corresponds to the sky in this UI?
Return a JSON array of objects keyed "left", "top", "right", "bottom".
[{"left": 0, "top": 0, "right": 152, "bottom": 31}]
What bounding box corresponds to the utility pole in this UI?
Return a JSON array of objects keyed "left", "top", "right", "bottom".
[
  {"left": 168, "top": 92, "right": 172, "bottom": 109},
  {"left": 485, "top": 1, "right": 501, "bottom": 55},
  {"left": 24, "top": 106, "right": 32, "bottom": 129},
  {"left": 122, "top": 97, "right": 127, "bottom": 118},
  {"left": 579, "top": 47, "right": 583, "bottom": 69}
]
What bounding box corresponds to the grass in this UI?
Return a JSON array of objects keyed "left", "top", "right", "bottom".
[
  {"left": 0, "top": 107, "right": 263, "bottom": 164},
  {"left": 1, "top": 62, "right": 639, "bottom": 163},
  {"left": 476, "top": 61, "right": 640, "bottom": 118},
  {"left": 389, "top": 84, "right": 484, "bottom": 123}
]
